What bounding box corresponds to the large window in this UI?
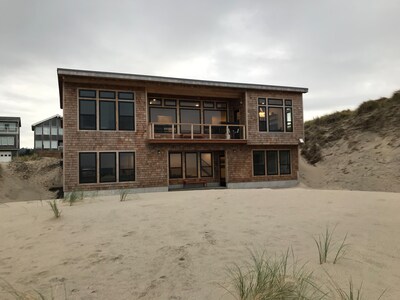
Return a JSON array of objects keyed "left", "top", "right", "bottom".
[
  {"left": 100, "top": 101, "right": 116, "bottom": 130},
  {"left": 258, "top": 98, "right": 293, "bottom": 132},
  {"left": 185, "top": 152, "right": 198, "bottom": 178},
  {"left": 253, "top": 150, "right": 265, "bottom": 176},
  {"left": 252, "top": 150, "right": 292, "bottom": 176},
  {"left": 79, "top": 100, "right": 96, "bottom": 130},
  {"left": 180, "top": 109, "right": 201, "bottom": 133},
  {"left": 169, "top": 152, "right": 182, "bottom": 178},
  {"left": 200, "top": 152, "right": 213, "bottom": 177},
  {"left": 169, "top": 151, "right": 214, "bottom": 179},
  {"left": 100, "top": 152, "right": 116, "bottom": 183},
  {"left": 119, "top": 152, "right": 135, "bottom": 182},
  {"left": 78, "top": 89, "right": 135, "bottom": 131},
  {"left": 0, "top": 136, "right": 14, "bottom": 146},
  {"left": 79, "top": 153, "right": 97, "bottom": 183}
]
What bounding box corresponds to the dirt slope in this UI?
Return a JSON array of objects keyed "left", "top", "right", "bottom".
[
  {"left": 300, "top": 91, "right": 400, "bottom": 192},
  {"left": 0, "top": 157, "right": 62, "bottom": 203}
]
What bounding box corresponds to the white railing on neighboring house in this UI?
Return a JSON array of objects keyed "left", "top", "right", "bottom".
[{"left": 148, "top": 122, "right": 246, "bottom": 141}]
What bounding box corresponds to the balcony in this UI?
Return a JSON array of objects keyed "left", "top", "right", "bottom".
[{"left": 148, "top": 122, "right": 247, "bottom": 144}]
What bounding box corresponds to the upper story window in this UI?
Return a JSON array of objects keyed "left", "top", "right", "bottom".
[
  {"left": 0, "top": 122, "right": 17, "bottom": 133},
  {"left": 78, "top": 89, "right": 135, "bottom": 131},
  {"left": 258, "top": 98, "right": 293, "bottom": 132}
]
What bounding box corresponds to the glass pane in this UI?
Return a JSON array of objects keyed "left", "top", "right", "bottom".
[
  {"left": 204, "top": 110, "right": 227, "bottom": 124},
  {"left": 43, "top": 141, "right": 50, "bottom": 149},
  {"left": 35, "top": 140, "right": 42, "bottom": 149},
  {"left": 279, "top": 150, "right": 291, "bottom": 175},
  {"left": 200, "top": 153, "right": 213, "bottom": 177},
  {"left": 216, "top": 102, "right": 227, "bottom": 109},
  {"left": 51, "top": 126, "right": 57, "bottom": 135},
  {"left": 35, "top": 126, "right": 42, "bottom": 135},
  {"left": 268, "top": 98, "right": 283, "bottom": 106},
  {"left": 79, "top": 153, "right": 97, "bottom": 183},
  {"left": 100, "top": 101, "right": 116, "bottom": 130},
  {"left": 43, "top": 126, "right": 50, "bottom": 135},
  {"left": 119, "top": 102, "right": 134, "bottom": 130},
  {"left": 285, "top": 108, "right": 293, "bottom": 132},
  {"left": 51, "top": 141, "right": 58, "bottom": 149},
  {"left": 267, "top": 151, "right": 278, "bottom": 175},
  {"left": 203, "top": 101, "right": 214, "bottom": 108},
  {"left": 118, "top": 92, "right": 134, "bottom": 100},
  {"left": 258, "top": 98, "right": 266, "bottom": 105},
  {"left": 79, "top": 89, "right": 96, "bottom": 98},
  {"left": 180, "top": 109, "right": 200, "bottom": 133},
  {"left": 253, "top": 151, "right": 265, "bottom": 176},
  {"left": 169, "top": 153, "right": 182, "bottom": 178},
  {"left": 149, "top": 98, "right": 162, "bottom": 105},
  {"left": 7, "top": 136, "right": 14, "bottom": 146},
  {"left": 285, "top": 99, "right": 292, "bottom": 106},
  {"left": 258, "top": 106, "right": 267, "bottom": 131},
  {"left": 119, "top": 152, "right": 135, "bottom": 181},
  {"left": 100, "top": 152, "right": 116, "bottom": 182},
  {"left": 150, "top": 107, "right": 176, "bottom": 123},
  {"left": 80, "top": 100, "right": 96, "bottom": 130},
  {"left": 180, "top": 100, "right": 200, "bottom": 108},
  {"left": 164, "top": 99, "right": 176, "bottom": 106},
  {"left": 268, "top": 107, "right": 284, "bottom": 132},
  {"left": 185, "top": 152, "right": 198, "bottom": 178},
  {"left": 59, "top": 128, "right": 63, "bottom": 135},
  {"left": 99, "top": 91, "right": 116, "bottom": 99}
]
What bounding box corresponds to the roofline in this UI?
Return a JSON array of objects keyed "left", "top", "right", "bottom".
[
  {"left": 31, "top": 114, "right": 62, "bottom": 130},
  {"left": 0, "top": 116, "right": 21, "bottom": 127},
  {"left": 57, "top": 68, "right": 308, "bottom": 108}
]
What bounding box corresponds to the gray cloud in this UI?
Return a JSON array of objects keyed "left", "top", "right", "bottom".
[{"left": 0, "top": 0, "right": 399, "bottom": 147}]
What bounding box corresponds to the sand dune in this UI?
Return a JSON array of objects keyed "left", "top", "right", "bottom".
[{"left": 1, "top": 188, "right": 399, "bottom": 299}]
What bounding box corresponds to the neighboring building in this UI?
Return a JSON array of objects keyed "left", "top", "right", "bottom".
[
  {"left": 0, "top": 116, "right": 21, "bottom": 162},
  {"left": 32, "top": 115, "right": 63, "bottom": 150},
  {"left": 58, "top": 68, "right": 307, "bottom": 194}
]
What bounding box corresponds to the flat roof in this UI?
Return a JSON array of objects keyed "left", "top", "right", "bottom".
[
  {"left": 58, "top": 68, "right": 308, "bottom": 108},
  {"left": 0, "top": 116, "right": 21, "bottom": 127}
]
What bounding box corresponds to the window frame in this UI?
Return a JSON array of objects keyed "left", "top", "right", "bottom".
[
  {"left": 200, "top": 152, "right": 213, "bottom": 178},
  {"left": 79, "top": 152, "right": 97, "bottom": 184},
  {"left": 185, "top": 152, "right": 198, "bottom": 178},
  {"left": 99, "top": 152, "right": 117, "bottom": 183},
  {"left": 252, "top": 150, "right": 266, "bottom": 176},
  {"left": 77, "top": 88, "right": 135, "bottom": 132},
  {"left": 99, "top": 100, "right": 116, "bottom": 131},
  {"left": 257, "top": 98, "right": 294, "bottom": 133},
  {"left": 119, "top": 152, "right": 135, "bottom": 182},
  {"left": 169, "top": 152, "right": 183, "bottom": 179},
  {"left": 252, "top": 149, "right": 292, "bottom": 176}
]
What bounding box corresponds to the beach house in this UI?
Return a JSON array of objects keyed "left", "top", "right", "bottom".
[
  {"left": 57, "top": 68, "right": 307, "bottom": 194},
  {"left": 0, "top": 116, "right": 21, "bottom": 162}
]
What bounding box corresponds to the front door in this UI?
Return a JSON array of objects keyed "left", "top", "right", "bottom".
[{"left": 219, "top": 154, "right": 226, "bottom": 186}]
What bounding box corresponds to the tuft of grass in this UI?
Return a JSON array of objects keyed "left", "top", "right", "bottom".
[
  {"left": 64, "top": 190, "right": 84, "bottom": 206},
  {"left": 119, "top": 190, "right": 128, "bottom": 202},
  {"left": 0, "top": 278, "right": 49, "bottom": 299},
  {"left": 313, "top": 225, "right": 349, "bottom": 264},
  {"left": 48, "top": 200, "right": 61, "bottom": 218},
  {"left": 224, "top": 248, "right": 328, "bottom": 300},
  {"left": 326, "top": 273, "right": 386, "bottom": 300}
]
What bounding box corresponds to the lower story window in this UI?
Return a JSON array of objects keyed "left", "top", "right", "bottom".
[
  {"left": 119, "top": 152, "right": 135, "bottom": 181},
  {"left": 252, "top": 150, "right": 291, "bottom": 176},
  {"left": 100, "top": 152, "right": 116, "bottom": 183},
  {"left": 79, "top": 151, "right": 135, "bottom": 184},
  {"left": 79, "top": 152, "right": 97, "bottom": 183},
  {"left": 169, "top": 151, "right": 213, "bottom": 179},
  {"left": 169, "top": 152, "right": 183, "bottom": 178}
]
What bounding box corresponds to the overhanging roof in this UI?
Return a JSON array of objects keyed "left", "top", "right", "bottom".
[{"left": 58, "top": 68, "right": 308, "bottom": 108}]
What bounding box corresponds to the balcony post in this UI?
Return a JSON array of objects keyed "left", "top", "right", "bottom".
[
  {"left": 191, "top": 124, "right": 194, "bottom": 139},
  {"left": 152, "top": 123, "right": 155, "bottom": 139},
  {"left": 172, "top": 124, "right": 175, "bottom": 139},
  {"left": 209, "top": 125, "right": 212, "bottom": 139}
]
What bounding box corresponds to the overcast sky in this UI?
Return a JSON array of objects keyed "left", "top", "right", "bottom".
[{"left": 1, "top": 0, "right": 399, "bottom": 147}]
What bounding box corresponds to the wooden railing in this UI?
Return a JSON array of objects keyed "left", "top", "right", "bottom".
[{"left": 148, "top": 122, "right": 246, "bottom": 140}]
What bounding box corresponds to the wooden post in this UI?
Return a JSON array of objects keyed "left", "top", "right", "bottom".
[
  {"left": 191, "top": 124, "right": 194, "bottom": 139},
  {"left": 172, "top": 124, "right": 175, "bottom": 139},
  {"left": 209, "top": 125, "right": 212, "bottom": 139}
]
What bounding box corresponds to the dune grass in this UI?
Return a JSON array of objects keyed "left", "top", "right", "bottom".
[
  {"left": 48, "top": 200, "right": 61, "bottom": 218},
  {"left": 313, "top": 225, "right": 349, "bottom": 264},
  {"left": 119, "top": 190, "right": 128, "bottom": 202},
  {"left": 0, "top": 278, "right": 50, "bottom": 299},
  {"left": 64, "top": 190, "right": 83, "bottom": 206},
  {"left": 225, "top": 249, "right": 328, "bottom": 300}
]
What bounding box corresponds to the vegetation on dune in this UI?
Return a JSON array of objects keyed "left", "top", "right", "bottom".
[
  {"left": 301, "top": 90, "right": 400, "bottom": 164},
  {"left": 48, "top": 199, "right": 62, "bottom": 218},
  {"left": 313, "top": 225, "right": 349, "bottom": 265}
]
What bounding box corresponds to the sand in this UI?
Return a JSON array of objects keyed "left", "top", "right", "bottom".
[
  {"left": 1, "top": 188, "right": 399, "bottom": 299},
  {"left": 300, "top": 133, "right": 400, "bottom": 193}
]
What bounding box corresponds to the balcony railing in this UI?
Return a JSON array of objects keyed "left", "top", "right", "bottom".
[
  {"left": 148, "top": 122, "right": 246, "bottom": 142},
  {"left": 0, "top": 128, "right": 18, "bottom": 133}
]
